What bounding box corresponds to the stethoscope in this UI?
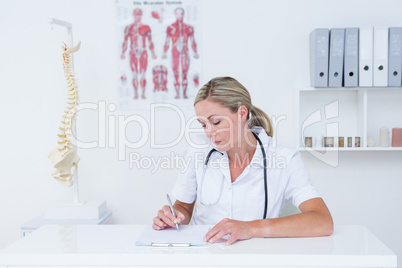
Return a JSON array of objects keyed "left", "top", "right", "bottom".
[{"left": 199, "top": 132, "right": 268, "bottom": 219}]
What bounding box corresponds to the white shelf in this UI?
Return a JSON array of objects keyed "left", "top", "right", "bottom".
[
  {"left": 300, "top": 87, "right": 402, "bottom": 92},
  {"left": 299, "top": 147, "right": 402, "bottom": 152},
  {"left": 298, "top": 88, "right": 402, "bottom": 151}
]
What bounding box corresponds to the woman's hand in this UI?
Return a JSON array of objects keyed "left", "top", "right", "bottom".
[
  {"left": 152, "top": 205, "right": 185, "bottom": 230},
  {"left": 203, "top": 218, "right": 255, "bottom": 246}
]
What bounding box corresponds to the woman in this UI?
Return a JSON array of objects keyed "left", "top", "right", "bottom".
[{"left": 153, "top": 77, "right": 333, "bottom": 246}]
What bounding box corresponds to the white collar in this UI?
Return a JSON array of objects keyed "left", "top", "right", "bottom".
[{"left": 208, "top": 126, "right": 270, "bottom": 167}]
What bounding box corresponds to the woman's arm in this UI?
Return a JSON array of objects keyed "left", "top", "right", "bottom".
[
  {"left": 173, "top": 200, "right": 195, "bottom": 225},
  {"left": 254, "top": 197, "right": 333, "bottom": 237},
  {"left": 204, "top": 197, "right": 333, "bottom": 245},
  {"left": 152, "top": 200, "right": 195, "bottom": 230}
]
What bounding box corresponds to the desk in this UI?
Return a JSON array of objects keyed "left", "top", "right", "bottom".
[
  {"left": 0, "top": 225, "right": 397, "bottom": 268},
  {"left": 20, "top": 211, "right": 112, "bottom": 237}
]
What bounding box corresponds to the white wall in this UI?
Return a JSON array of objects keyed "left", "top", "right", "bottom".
[{"left": 1, "top": 0, "right": 401, "bottom": 263}]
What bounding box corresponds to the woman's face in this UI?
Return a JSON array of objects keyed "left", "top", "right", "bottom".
[{"left": 195, "top": 99, "right": 244, "bottom": 151}]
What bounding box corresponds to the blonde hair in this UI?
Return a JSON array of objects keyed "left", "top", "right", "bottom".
[{"left": 194, "top": 76, "right": 273, "bottom": 137}]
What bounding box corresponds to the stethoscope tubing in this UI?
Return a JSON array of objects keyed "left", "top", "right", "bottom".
[
  {"left": 253, "top": 132, "right": 268, "bottom": 220},
  {"left": 202, "top": 131, "right": 268, "bottom": 219}
]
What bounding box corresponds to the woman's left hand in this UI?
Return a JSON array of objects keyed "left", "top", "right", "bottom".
[{"left": 203, "top": 218, "right": 255, "bottom": 246}]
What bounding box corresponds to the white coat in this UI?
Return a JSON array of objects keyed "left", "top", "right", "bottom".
[{"left": 172, "top": 126, "right": 320, "bottom": 225}]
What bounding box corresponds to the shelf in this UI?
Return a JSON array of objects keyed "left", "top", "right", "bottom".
[
  {"left": 301, "top": 27, "right": 402, "bottom": 153},
  {"left": 366, "top": 89, "right": 402, "bottom": 146},
  {"left": 300, "top": 88, "right": 361, "bottom": 92},
  {"left": 298, "top": 88, "right": 402, "bottom": 149},
  {"left": 299, "top": 147, "right": 402, "bottom": 152},
  {"left": 299, "top": 90, "right": 366, "bottom": 147},
  {"left": 300, "top": 87, "right": 402, "bottom": 92}
]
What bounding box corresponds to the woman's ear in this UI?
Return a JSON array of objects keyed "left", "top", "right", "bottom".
[{"left": 238, "top": 105, "right": 248, "bottom": 121}]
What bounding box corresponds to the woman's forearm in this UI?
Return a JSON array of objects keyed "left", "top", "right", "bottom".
[
  {"left": 252, "top": 198, "right": 333, "bottom": 238},
  {"left": 252, "top": 210, "right": 333, "bottom": 238}
]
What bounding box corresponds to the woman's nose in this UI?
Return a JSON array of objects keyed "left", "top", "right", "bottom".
[{"left": 205, "top": 125, "right": 215, "bottom": 139}]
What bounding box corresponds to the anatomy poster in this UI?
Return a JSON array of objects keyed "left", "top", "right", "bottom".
[{"left": 115, "top": 0, "right": 201, "bottom": 110}]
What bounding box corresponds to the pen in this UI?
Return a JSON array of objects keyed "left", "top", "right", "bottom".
[{"left": 167, "top": 194, "right": 179, "bottom": 231}]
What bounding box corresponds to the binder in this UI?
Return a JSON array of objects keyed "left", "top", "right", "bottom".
[
  {"left": 328, "top": 28, "right": 345, "bottom": 87},
  {"left": 344, "top": 28, "right": 359, "bottom": 87},
  {"left": 343, "top": 28, "right": 359, "bottom": 87},
  {"left": 388, "top": 27, "right": 402, "bottom": 87},
  {"left": 310, "top": 28, "right": 329, "bottom": 87},
  {"left": 359, "top": 27, "right": 373, "bottom": 87},
  {"left": 373, "top": 26, "right": 388, "bottom": 87}
]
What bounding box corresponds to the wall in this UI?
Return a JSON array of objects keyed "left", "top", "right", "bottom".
[{"left": 0, "top": 0, "right": 401, "bottom": 263}]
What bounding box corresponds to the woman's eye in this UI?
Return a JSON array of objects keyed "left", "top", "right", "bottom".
[{"left": 213, "top": 120, "right": 220, "bottom": 125}]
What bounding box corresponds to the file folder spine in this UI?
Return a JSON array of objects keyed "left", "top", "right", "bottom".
[
  {"left": 388, "top": 27, "right": 402, "bottom": 87},
  {"left": 359, "top": 27, "right": 373, "bottom": 87},
  {"left": 344, "top": 28, "right": 359, "bottom": 87},
  {"left": 373, "top": 26, "right": 388, "bottom": 87},
  {"left": 310, "top": 28, "right": 329, "bottom": 87},
  {"left": 328, "top": 28, "right": 345, "bottom": 87}
]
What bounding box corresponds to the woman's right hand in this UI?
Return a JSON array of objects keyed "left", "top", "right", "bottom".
[{"left": 152, "top": 205, "right": 185, "bottom": 230}]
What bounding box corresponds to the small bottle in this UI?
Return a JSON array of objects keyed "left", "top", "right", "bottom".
[
  {"left": 304, "top": 137, "right": 312, "bottom": 147},
  {"left": 338, "top": 137, "right": 344, "bottom": 147},
  {"left": 324, "top": 137, "right": 334, "bottom": 147},
  {"left": 355, "top": 137, "right": 361, "bottom": 147},
  {"left": 348, "top": 137, "right": 353, "bottom": 147},
  {"left": 380, "top": 127, "right": 389, "bottom": 147}
]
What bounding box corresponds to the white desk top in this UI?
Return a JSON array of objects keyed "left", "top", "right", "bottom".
[
  {"left": 0, "top": 225, "right": 397, "bottom": 267},
  {"left": 20, "top": 211, "right": 113, "bottom": 231}
]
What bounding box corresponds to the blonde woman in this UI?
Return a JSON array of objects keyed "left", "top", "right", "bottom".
[{"left": 153, "top": 77, "right": 333, "bottom": 245}]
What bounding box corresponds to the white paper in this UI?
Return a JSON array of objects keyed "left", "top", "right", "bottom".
[{"left": 135, "top": 225, "right": 210, "bottom": 246}]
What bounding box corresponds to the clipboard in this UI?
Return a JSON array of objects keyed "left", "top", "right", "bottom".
[
  {"left": 151, "top": 242, "right": 191, "bottom": 247},
  {"left": 135, "top": 225, "right": 211, "bottom": 247}
]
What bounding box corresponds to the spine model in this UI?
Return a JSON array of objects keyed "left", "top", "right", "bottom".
[
  {"left": 48, "top": 41, "right": 81, "bottom": 187},
  {"left": 58, "top": 42, "right": 80, "bottom": 155}
]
